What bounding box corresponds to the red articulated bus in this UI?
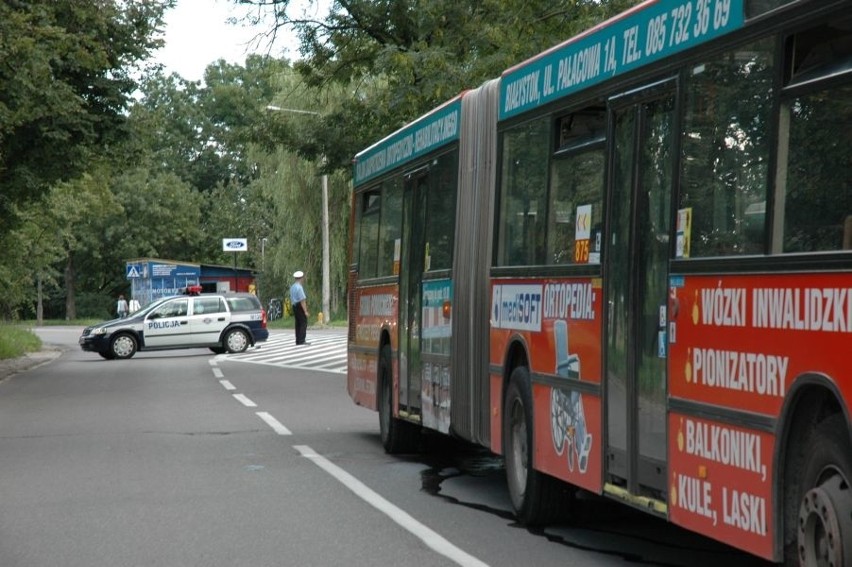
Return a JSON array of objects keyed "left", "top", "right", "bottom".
[{"left": 347, "top": 1, "right": 852, "bottom": 564}]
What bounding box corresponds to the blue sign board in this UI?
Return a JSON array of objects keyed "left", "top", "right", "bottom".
[
  {"left": 354, "top": 98, "right": 462, "bottom": 186},
  {"left": 126, "top": 264, "right": 144, "bottom": 279},
  {"left": 499, "top": 0, "right": 745, "bottom": 121}
]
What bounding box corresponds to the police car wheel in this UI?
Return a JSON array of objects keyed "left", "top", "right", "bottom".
[
  {"left": 224, "top": 329, "right": 249, "bottom": 353},
  {"left": 110, "top": 333, "right": 137, "bottom": 359}
]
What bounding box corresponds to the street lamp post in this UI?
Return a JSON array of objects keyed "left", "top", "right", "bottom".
[
  {"left": 265, "top": 105, "right": 330, "bottom": 325},
  {"left": 260, "top": 237, "right": 268, "bottom": 301}
]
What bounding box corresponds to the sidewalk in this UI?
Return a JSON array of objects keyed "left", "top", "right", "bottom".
[{"left": 0, "top": 347, "right": 63, "bottom": 383}]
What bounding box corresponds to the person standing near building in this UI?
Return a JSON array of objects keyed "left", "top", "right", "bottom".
[
  {"left": 116, "top": 294, "right": 128, "bottom": 318},
  {"left": 128, "top": 297, "right": 141, "bottom": 314},
  {"left": 289, "top": 271, "right": 309, "bottom": 345}
]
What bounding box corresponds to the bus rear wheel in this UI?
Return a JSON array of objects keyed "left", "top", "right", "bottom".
[
  {"left": 796, "top": 414, "right": 852, "bottom": 567},
  {"left": 378, "top": 344, "right": 420, "bottom": 454},
  {"left": 503, "top": 366, "right": 573, "bottom": 525}
]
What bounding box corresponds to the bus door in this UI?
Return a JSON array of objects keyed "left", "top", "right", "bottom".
[
  {"left": 605, "top": 81, "right": 675, "bottom": 499},
  {"left": 398, "top": 167, "right": 429, "bottom": 417}
]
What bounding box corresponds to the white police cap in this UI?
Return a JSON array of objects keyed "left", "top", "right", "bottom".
[{"left": 293, "top": 270, "right": 304, "bottom": 278}]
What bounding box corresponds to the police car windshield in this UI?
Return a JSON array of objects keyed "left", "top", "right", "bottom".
[{"left": 134, "top": 296, "right": 175, "bottom": 317}]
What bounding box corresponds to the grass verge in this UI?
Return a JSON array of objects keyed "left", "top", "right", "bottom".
[{"left": 0, "top": 325, "right": 42, "bottom": 360}]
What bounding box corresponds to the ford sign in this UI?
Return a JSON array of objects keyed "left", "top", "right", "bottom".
[{"left": 222, "top": 238, "right": 248, "bottom": 252}]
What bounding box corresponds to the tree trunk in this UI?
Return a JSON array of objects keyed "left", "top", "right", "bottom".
[
  {"left": 65, "top": 255, "right": 77, "bottom": 320},
  {"left": 37, "top": 275, "right": 43, "bottom": 326}
]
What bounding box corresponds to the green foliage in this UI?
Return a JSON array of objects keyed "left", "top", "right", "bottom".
[
  {"left": 0, "top": 169, "right": 115, "bottom": 319},
  {"left": 244, "top": 142, "right": 350, "bottom": 317},
  {"left": 0, "top": 325, "right": 41, "bottom": 360},
  {"left": 71, "top": 292, "right": 116, "bottom": 321},
  {"left": 0, "top": 0, "right": 171, "bottom": 228},
  {"left": 239, "top": 0, "right": 640, "bottom": 170},
  {"left": 131, "top": 56, "right": 290, "bottom": 192}
]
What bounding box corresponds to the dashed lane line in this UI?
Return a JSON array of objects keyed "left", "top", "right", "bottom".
[
  {"left": 233, "top": 393, "right": 257, "bottom": 407},
  {"left": 256, "top": 412, "right": 292, "bottom": 435}
]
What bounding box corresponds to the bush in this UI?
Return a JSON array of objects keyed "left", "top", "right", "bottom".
[{"left": 73, "top": 292, "right": 114, "bottom": 319}]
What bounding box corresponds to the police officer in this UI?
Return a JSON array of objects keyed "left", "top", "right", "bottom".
[{"left": 289, "top": 271, "right": 309, "bottom": 345}]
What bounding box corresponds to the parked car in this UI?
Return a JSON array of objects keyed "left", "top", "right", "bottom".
[{"left": 79, "top": 290, "right": 268, "bottom": 359}]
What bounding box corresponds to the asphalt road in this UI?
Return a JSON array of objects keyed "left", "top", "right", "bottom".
[{"left": 0, "top": 327, "right": 770, "bottom": 567}]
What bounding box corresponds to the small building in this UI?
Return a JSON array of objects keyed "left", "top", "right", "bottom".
[{"left": 125, "top": 258, "right": 257, "bottom": 306}]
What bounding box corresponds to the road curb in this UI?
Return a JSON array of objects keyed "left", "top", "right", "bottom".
[{"left": 0, "top": 347, "right": 64, "bottom": 383}]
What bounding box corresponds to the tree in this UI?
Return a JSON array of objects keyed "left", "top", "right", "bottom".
[
  {"left": 0, "top": 0, "right": 171, "bottom": 230},
  {"left": 0, "top": 169, "right": 116, "bottom": 320},
  {"left": 130, "top": 55, "right": 289, "bottom": 194},
  {"left": 242, "top": 142, "right": 350, "bottom": 316}
]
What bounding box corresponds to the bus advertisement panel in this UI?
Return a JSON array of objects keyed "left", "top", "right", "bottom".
[
  {"left": 490, "top": 277, "right": 603, "bottom": 494},
  {"left": 347, "top": 285, "right": 398, "bottom": 411},
  {"left": 421, "top": 278, "right": 452, "bottom": 434},
  {"left": 669, "top": 273, "right": 851, "bottom": 414},
  {"left": 668, "top": 272, "right": 852, "bottom": 558},
  {"left": 669, "top": 411, "right": 776, "bottom": 558}
]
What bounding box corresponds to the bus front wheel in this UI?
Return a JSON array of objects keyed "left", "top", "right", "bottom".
[
  {"left": 795, "top": 414, "right": 852, "bottom": 567},
  {"left": 503, "top": 366, "right": 573, "bottom": 525},
  {"left": 378, "top": 344, "right": 420, "bottom": 454}
]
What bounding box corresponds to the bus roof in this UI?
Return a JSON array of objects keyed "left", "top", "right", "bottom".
[
  {"left": 499, "top": 0, "right": 745, "bottom": 121},
  {"left": 353, "top": 94, "right": 464, "bottom": 186}
]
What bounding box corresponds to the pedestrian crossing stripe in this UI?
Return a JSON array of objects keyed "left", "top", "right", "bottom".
[{"left": 219, "top": 331, "right": 348, "bottom": 374}]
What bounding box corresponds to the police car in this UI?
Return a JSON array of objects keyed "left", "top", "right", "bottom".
[{"left": 79, "top": 289, "right": 269, "bottom": 360}]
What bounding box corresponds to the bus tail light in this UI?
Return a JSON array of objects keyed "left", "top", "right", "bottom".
[{"left": 442, "top": 300, "right": 452, "bottom": 319}]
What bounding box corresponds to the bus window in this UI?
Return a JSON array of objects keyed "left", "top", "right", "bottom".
[
  {"left": 548, "top": 110, "right": 605, "bottom": 265},
  {"left": 378, "top": 179, "right": 403, "bottom": 276},
  {"left": 778, "top": 21, "right": 852, "bottom": 253},
  {"left": 358, "top": 188, "right": 381, "bottom": 279},
  {"left": 548, "top": 151, "right": 604, "bottom": 265},
  {"left": 746, "top": 0, "right": 795, "bottom": 18},
  {"left": 679, "top": 38, "right": 774, "bottom": 257},
  {"left": 424, "top": 152, "right": 458, "bottom": 271},
  {"left": 497, "top": 117, "right": 550, "bottom": 266}
]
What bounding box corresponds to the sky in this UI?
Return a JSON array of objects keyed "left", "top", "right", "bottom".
[{"left": 152, "top": 0, "right": 297, "bottom": 83}]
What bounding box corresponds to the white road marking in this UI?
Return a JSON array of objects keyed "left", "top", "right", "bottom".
[
  {"left": 222, "top": 332, "right": 348, "bottom": 374},
  {"left": 233, "top": 393, "right": 257, "bottom": 407},
  {"left": 219, "top": 379, "right": 236, "bottom": 391},
  {"left": 208, "top": 359, "right": 218, "bottom": 366},
  {"left": 212, "top": 367, "right": 224, "bottom": 378},
  {"left": 295, "top": 445, "right": 488, "bottom": 567},
  {"left": 256, "top": 412, "right": 292, "bottom": 435}
]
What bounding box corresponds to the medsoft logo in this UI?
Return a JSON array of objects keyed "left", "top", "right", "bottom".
[{"left": 491, "top": 284, "right": 543, "bottom": 331}]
